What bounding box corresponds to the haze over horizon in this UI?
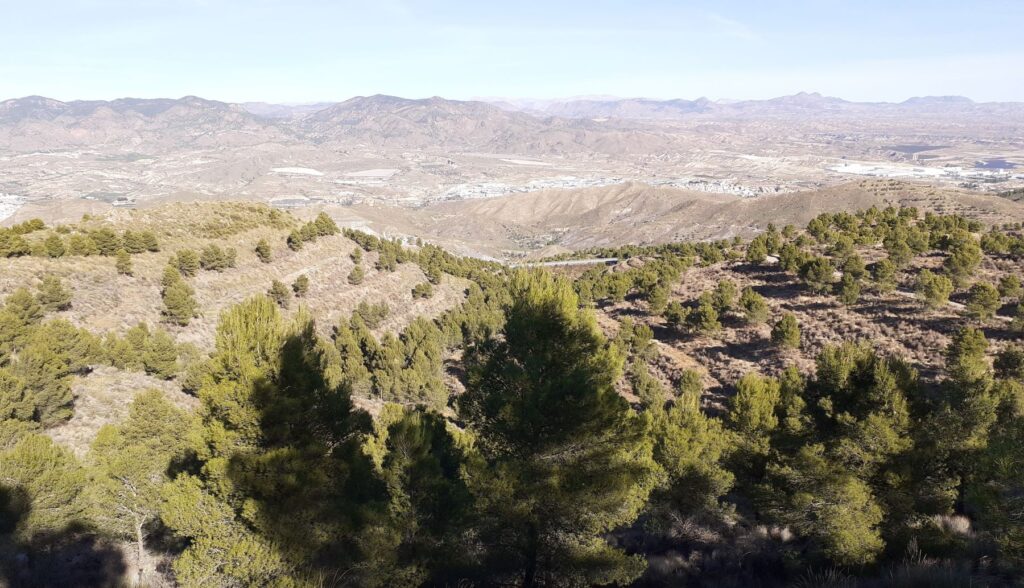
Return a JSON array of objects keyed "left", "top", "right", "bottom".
[
  {"left": 3, "top": 91, "right": 1018, "bottom": 107},
  {"left": 4, "top": 0, "right": 1022, "bottom": 104}
]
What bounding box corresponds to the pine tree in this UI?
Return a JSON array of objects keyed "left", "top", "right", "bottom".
[
  {"left": 916, "top": 269, "right": 953, "bottom": 310},
  {"left": 358, "top": 405, "right": 475, "bottom": 585},
  {"left": 999, "top": 275, "right": 1022, "bottom": 300},
  {"left": 12, "top": 338, "right": 75, "bottom": 426},
  {"left": 199, "top": 244, "right": 236, "bottom": 271},
  {"left": 800, "top": 256, "right": 835, "bottom": 294},
  {"left": 837, "top": 273, "right": 861, "bottom": 305},
  {"left": 354, "top": 300, "right": 389, "bottom": 328},
  {"left": 140, "top": 230, "right": 160, "bottom": 252},
  {"left": 87, "top": 390, "right": 193, "bottom": 584},
  {"left": 687, "top": 292, "right": 721, "bottom": 334},
  {"left": 313, "top": 212, "right": 340, "bottom": 236},
  {"left": 943, "top": 231, "right": 982, "bottom": 287},
  {"left": 161, "top": 263, "right": 182, "bottom": 291},
  {"left": 729, "top": 372, "right": 781, "bottom": 439},
  {"left": 631, "top": 358, "right": 668, "bottom": 409},
  {"left": 161, "top": 271, "right": 198, "bottom": 327},
  {"left": 649, "top": 396, "right": 734, "bottom": 518},
  {"left": 871, "top": 258, "right": 898, "bottom": 293},
  {"left": 712, "top": 279, "right": 738, "bottom": 313},
  {"left": 459, "top": 270, "right": 660, "bottom": 586},
  {"left": 771, "top": 313, "right": 801, "bottom": 349},
  {"left": 66, "top": 233, "right": 99, "bottom": 256},
  {"left": 287, "top": 230, "right": 304, "bottom": 251},
  {"left": 746, "top": 236, "right": 768, "bottom": 264},
  {"left": 142, "top": 328, "right": 179, "bottom": 379},
  {"left": 759, "top": 443, "right": 884, "bottom": 566},
  {"left": 663, "top": 301, "right": 689, "bottom": 333},
  {"left": 115, "top": 248, "right": 133, "bottom": 276},
  {"left": 333, "top": 320, "right": 372, "bottom": 394},
  {"left": 160, "top": 296, "right": 373, "bottom": 586},
  {"left": 44, "top": 234, "right": 65, "bottom": 258},
  {"left": 28, "top": 319, "right": 102, "bottom": 376},
  {"left": 647, "top": 283, "right": 670, "bottom": 314},
  {"left": 174, "top": 249, "right": 200, "bottom": 277},
  {"left": 965, "top": 281, "right": 1001, "bottom": 321},
  {"left": 255, "top": 238, "right": 272, "bottom": 263},
  {"left": 5, "top": 287, "right": 43, "bottom": 326},
  {"left": 739, "top": 286, "right": 769, "bottom": 323},
  {"left": 90, "top": 228, "right": 122, "bottom": 256},
  {"left": 348, "top": 264, "right": 365, "bottom": 285},
  {"left": 0, "top": 433, "right": 86, "bottom": 540},
  {"left": 0, "top": 368, "right": 33, "bottom": 421},
  {"left": 122, "top": 230, "right": 147, "bottom": 254},
  {"left": 36, "top": 275, "right": 72, "bottom": 312}
]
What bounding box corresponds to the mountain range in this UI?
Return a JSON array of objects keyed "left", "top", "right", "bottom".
[{"left": 3, "top": 92, "right": 1023, "bottom": 153}]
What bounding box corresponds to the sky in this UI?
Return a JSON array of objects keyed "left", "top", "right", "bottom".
[{"left": 1, "top": 0, "right": 1022, "bottom": 103}]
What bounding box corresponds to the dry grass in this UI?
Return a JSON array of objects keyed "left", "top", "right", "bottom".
[{"left": 47, "top": 366, "right": 197, "bottom": 457}]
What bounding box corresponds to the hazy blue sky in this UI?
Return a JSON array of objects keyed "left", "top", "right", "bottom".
[{"left": 2, "top": 0, "right": 1021, "bottom": 103}]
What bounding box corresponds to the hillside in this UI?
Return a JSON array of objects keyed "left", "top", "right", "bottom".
[
  {"left": 4, "top": 199, "right": 1024, "bottom": 586},
  {"left": 332, "top": 179, "right": 1024, "bottom": 257}
]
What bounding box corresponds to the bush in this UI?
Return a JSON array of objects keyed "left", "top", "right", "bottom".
[
  {"left": 999, "top": 275, "right": 1022, "bottom": 299},
  {"left": 255, "top": 239, "right": 272, "bottom": 263},
  {"left": 268, "top": 280, "right": 291, "bottom": 308},
  {"left": 412, "top": 282, "right": 434, "bottom": 299},
  {"left": 354, "top": 300, "right": 389, "bottom": 328},
  {"left": 115, "top": 248, "right": 133, "bottom": 276},
  {"left": 292, "top": 274, "right": 310, "bottom": 297},
  {"left": 36, "top": 276, "right": 72, "bottom": 312},
  {"left": 772, "top": 313, "right": 801, "bottom": 349},
  {"left": 199, "top": 244, "right": 237, "bottom": 271}
]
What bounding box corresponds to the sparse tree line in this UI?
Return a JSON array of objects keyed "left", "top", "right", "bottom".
[
  {"left": 3, "top": 207, "right": 1024, "bottom": 586},
  {"left": 0, "top": 217, "right": 160, "bottom": 260},
  {"left": 0, "top": 278, "right": 189, "bottom": 431},
  {"left": 583, "top": 207, "right": 1022, "bottom": 344},
  {"left": 286, "top": 212, "right": 341, "bottom": 251}
]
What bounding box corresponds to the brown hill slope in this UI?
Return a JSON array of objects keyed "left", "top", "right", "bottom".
[{"left": 335, "top": 179, "right": 1024, "bottom": 256}]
